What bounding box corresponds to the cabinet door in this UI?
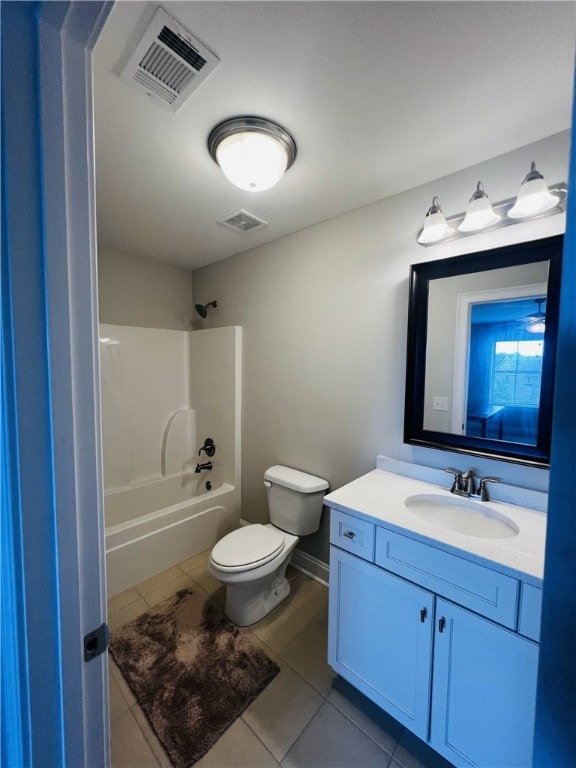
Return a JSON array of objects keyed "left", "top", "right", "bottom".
[
  {"left": 431, "top": 598, "right": 539, "bottom": 768},
  {"left": 328, "top": 547, "right": 434, "bottom": 738}
]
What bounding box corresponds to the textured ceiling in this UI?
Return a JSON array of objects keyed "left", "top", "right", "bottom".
[{"left": 93, "top": 1, "right": 575, "bottom": 269}]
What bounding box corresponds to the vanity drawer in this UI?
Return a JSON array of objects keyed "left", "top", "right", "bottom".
[
  {"left": 375, "top": 528, "right": 519, "bottom": 628},
  {"left": 330, "top": 509, "right": 375, "bottom": 562},
  {"left": 518, "top": 583, "right": 542, "bottom": 641}
]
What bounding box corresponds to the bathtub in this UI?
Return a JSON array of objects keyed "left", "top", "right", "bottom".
[{"left": 105, "top": 477, "right": 239, "bottom": 596}]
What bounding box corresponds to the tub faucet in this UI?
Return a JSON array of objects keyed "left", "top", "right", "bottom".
[{"left": 195, "top": 461, "right": 213, "bottom": 473}]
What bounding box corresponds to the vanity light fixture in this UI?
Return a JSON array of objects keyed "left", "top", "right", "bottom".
[
  {"left": 458, "top": 182, "right": 500, "bottom": 232},
  {"left": 508, "top": 162, "right": 560, "bottom": 219},
  {"left": 208, "top": 116, "right": 297, "bottom": 192},
  {"left": 416, "top": 197, "right": 454, "bottom": 244},
  {"left": 417, "top": 161, "right": 566, "bottom": 246}
]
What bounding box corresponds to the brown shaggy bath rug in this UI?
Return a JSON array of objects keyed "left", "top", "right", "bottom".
[{"left": 109, "top": 587, "right": 280, "bottom": 767}]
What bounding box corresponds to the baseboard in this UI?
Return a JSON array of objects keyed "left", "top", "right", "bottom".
[
  {"left": 290, "top": 549, "right": 329, "bottom": 587},
  {"left": 240, "top": 518, "right": 329, "bottom": 587}
]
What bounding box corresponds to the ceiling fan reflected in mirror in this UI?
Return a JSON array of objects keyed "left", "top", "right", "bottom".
[{"left": 523, "top": 298, "right": 546, "bottom": 334}]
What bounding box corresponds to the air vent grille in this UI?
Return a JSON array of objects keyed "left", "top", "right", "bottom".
[
  {"left": 139, "top": 42, "right": 195, "bottom": 94},
  {"left": 219, "top": 210, "right": 267, "bottom": 232},
  {"left": 120, "top": 8, "right": 219, "bottom": 113},
  {"left": 157, "top": 27, "right": 207, "bottom": 71}
]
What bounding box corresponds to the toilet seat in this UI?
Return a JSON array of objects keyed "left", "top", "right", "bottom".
[{"left": 210, "top": 524, "right": 285, "bottom": 572}]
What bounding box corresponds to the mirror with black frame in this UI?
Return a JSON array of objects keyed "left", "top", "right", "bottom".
[{"left": 404, "top": 234, "right": 563, "bottom": 467}]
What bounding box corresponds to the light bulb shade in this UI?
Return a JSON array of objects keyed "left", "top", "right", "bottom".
[
  {"left": 508, "top": 162, "right": 559, "bottom": 219},
  {"left": 523, "top": 299, "right": 546, "bottom": 334},
  {"left": 417, "top": 197, "right": 454, "bottom": 244},
  {"left": 458, "top": 182, "right": 501, "bottom": 232},
  {"left": 526, "top": 320, "right": 546, "bottom": 334},
  {"left": 208, "top": 117, "right": 296, "bottom": 192}
]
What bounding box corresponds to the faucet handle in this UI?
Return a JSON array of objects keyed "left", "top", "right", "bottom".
[
  {"left": 478, "top": 477, "right": 499, "bottom": 501},
  {"left": 198, "top": 438, "right": 216, "bottom": 457},
  {"left": 444, "top": 467, "right": 462, "bottom": 493}
]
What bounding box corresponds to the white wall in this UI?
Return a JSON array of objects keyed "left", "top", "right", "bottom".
[
  {"left": 98, "top": 247, "right": 194, "bottom": 330},
  {"left": 192, "top": 131, "right": 569, "bottom": 563}
]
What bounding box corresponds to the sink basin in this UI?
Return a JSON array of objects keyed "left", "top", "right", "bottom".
[{"left": 404, "top": 494, "right": 519, "bottom": 539}]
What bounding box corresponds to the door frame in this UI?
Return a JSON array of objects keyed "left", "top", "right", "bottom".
[{"left": 2, "top": 2, "right": 113, "bottom": 765}]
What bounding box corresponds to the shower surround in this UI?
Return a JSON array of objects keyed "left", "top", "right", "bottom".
[{"left": 100, "top": 324, "right": 241, "bottom": 595}]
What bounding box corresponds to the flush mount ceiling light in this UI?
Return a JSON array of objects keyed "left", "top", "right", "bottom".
[
  {"left": 458, "top": 182, "right": 500, "bottom": 232},
  {"left": 508, "top": 162, "right": 560, "bottom": 219},
  {"left": 208, "top": 116, "right": 297, "bottom": 192},
  {"left": 417, "top": 161, "right": 567, "bottom": 246},
  {"left": 416, "top": 197, "right": 454, "bottom": 244}
]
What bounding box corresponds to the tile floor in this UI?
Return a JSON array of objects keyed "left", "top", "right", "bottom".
[{"left": 108, "top": 549, "right": 453, "bottom": 768}]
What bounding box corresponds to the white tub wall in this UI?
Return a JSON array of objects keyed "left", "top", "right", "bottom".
[
  {"left": 190, "top": 327, "right": 242, "bottom": 492},
  {"left": 99, "top": 324, "right": 191, "bottom": 490},
  {"left": 105, "top": 473, "right": 200, "bottom": 528},
  {"left": 101, "top": 324, "right": 243, "bottom": 594},
  {"left": 106, "top": 492, "right": 238, "bottom": 595}
]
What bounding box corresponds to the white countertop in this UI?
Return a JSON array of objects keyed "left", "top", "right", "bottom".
[{"left": 324, "top": 469, "right": 546, "bottom": 585}]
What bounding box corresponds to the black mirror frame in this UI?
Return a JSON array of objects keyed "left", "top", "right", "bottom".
[{"left": 404, "top": 234, "right": 563, "bottom": 467}]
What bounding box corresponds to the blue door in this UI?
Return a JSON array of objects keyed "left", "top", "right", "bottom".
[
  {"left": 328, "top": 547, "right": 434, "bottom": 738},
  {"left": 431, "top": 598, "right": 539, "bottom": 768}
]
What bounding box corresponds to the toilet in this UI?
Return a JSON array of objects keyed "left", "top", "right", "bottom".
[{"left": 209, "top": 465, "right": 329, "bottom": 626}]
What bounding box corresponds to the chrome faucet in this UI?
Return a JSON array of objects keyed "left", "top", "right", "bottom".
[
  {"left": 444, "top": 468, "right": 499, "bottom": 501},
  {"left": 445, "top": 467, "right": 475, "bottom": 497}
]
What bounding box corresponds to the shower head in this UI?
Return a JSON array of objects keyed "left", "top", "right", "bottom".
[{"left": 195, "top": 301, "right": 218, "bottom": 318}]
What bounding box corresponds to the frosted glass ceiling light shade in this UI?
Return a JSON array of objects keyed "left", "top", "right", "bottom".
[
  {"left": 417, "top": 197, "right": 454, "bottom": 244},
  {"left": 208, "top": 117, "right": 297, "bottom": 192},
  {"left": 458, "top": 182, "right": 501, "bottom": 232},
  {"left": 508, "top": 162, "right": 559, "bottom": 219}
]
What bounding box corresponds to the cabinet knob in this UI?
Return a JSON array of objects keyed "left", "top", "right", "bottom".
[
  {"left": 342, "top": 530, "right": 356, "bottom": 540},
  {"left": 438, "top": 617, "right": 446, "bottom": 633},
  {"left": 420, "top": 607, "right": 427, "bottom": 623}
]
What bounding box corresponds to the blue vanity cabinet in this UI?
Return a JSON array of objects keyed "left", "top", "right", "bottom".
[
  {"left": 328, "top": 546, "right": 434, "bottom": 739},
  {"left": 328, "top": 507, "right": 541, "bottom": 768},
  {"left": 431, "top": 598, "right": 539, "bottom": 768}
]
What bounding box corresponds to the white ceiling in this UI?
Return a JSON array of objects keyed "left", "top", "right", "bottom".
[{"left": 93, "top": 1, "right": 575, "bottom": 270}]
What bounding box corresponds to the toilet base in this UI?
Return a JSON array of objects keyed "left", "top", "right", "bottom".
[{"left": 224, "top": 571, "right": 291, "bottom": 626}]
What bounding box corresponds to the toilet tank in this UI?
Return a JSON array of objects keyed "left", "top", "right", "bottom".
[{"left": 264, "top": 465, "right": 329, "bottom": 536}]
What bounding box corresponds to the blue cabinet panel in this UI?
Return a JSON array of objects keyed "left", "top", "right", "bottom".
[
  {"left": 518, "top": 583, "right": 542, "bottom": 641},
  {"left": 328, "top": 546, "right": 434, "bottom": 738},
  {"left": 329, "top": 509, "right": 375, "bottom": 561},
  {"left": 431, "top": 599, "right": 538, "bottom": 768},
  {"left": 375, "top": 528, "right": 518, "bottom": 628}
]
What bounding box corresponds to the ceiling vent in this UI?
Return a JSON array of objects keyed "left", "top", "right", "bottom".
[
  {"left": 120, "top": 7, "right": 219, "bottom": 112},
  {"left": 219, "top": 210, "right": 268, "bottom": 233}
]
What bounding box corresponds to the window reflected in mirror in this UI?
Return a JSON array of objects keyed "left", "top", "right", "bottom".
[{"left": 466, "top": 297, "right": 545, "bottom": 445}]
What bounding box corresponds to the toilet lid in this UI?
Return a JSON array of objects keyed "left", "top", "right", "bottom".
[{"left": 211, "top": 524, "right": 285, "bottom": 571}]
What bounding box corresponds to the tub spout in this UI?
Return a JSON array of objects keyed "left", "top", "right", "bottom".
[{"left": 195, "top": 461, "right": 213, "bottom": 473}]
